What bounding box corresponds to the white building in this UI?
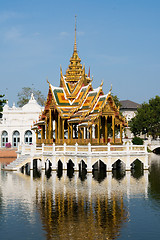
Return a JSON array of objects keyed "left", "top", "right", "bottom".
[
  {"left": 120, "top": 100, "right": 141, "bottom": 139},
  {"left": 0, "top": 94, "right": 44, "bottom": 148}
]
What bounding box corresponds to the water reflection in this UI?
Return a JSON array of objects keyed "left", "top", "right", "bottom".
[
  {"left": 148, "top": 154, "right": 160, "bottom": 209},
  {"left": 37, "top": 189, "right": 127, "bottom": 240},
  {"left": 0, "top": 157, "right": 154, "bottom": 240}
]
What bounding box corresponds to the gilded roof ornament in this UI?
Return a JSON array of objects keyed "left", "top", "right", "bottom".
[
  {"left": 100, "top": 80, "right": 103, "bottom": 87},
  {"left": 109, "top": 84, "right": 112, "bottom": 94},
  {"left": 74, "top": 15, "right": 77, "bottom": 53}
]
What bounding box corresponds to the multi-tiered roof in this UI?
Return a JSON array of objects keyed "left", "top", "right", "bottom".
[{"left": 35, "top": 20, "right": 127, "bottom": 145}]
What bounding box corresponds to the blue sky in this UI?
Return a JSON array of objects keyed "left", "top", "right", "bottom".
[{"left": 0, "top": 0, "right": 160, "bottom": 105}]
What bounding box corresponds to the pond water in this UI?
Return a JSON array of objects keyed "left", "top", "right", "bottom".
[{"left": 0, "top": 153, "right": 160, "bottom": 240}]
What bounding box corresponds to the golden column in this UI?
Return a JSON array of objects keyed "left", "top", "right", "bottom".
[
  {"left": 49, "top": 109, "right": 52, "bottom": 140},
  {"left": 62, "top": 119, "right": 65, "bottom": 143},
  {"left": 78, "top": 127, "right": 80, "bottom": 140},
  {"left": 112, "top": 115, "right": 115, "bottom": 144},
  {"left": 89, "top": 125, "right": 92, "bottom": 144},
  {"left": 68, "top": 124, "right": 70, "bottom": 139},
  {"left": 70, "top": 124, "right": 73, "bottom": 141},
  {"left": 105, "top": 116, "right": 108, "bottom": 144},
  {"left": 120, "top": 123, "right": 123, "bottom": 144},
  {"left": 36, "top": 130, "right": 38, "bottom": 143},
  {"left": 58, "top": 114, "right": 61, "bottom": 144},
  {"left": 41, "top": 126, "right": 45, "bottom": 140},
  {"left": 98, "top": 118, "right": 100, "bottom": 144}
]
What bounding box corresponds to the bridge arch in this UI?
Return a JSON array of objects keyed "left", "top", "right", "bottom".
[
  {"left": 79, "top": 159, "right": 87, "bottom": 171},
  {"left": 57, "top": 159, "right": 63, "bottom": 170},
  {"left": 153, "top": 147, "right": 160, "bottom": 154},
  {"left": 92, "top": 159, "right": 107, "bottom": 171},
  {"left": 130, "top": 158, "right": 144, "bottom": 168},
  {"left": 130, "top": 158, "right": 144, "bottom": 179},
  {"left": 112, "top": 159, "right": 126, "bottom": 170}
]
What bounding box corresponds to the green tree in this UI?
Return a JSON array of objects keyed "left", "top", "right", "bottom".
[
  {"left": 17, "top": 87, "right": 45, "bottom": 107},
  {"left": 111, "top": 94, "right": 121, "bottom": 108},
  {"left": 129, "top": 95, "right": 160, "bottom": 139},
  {"left": 0, "top": 94, "right": 6, "bottom": 117}
]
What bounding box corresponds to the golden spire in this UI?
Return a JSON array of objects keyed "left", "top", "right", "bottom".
[{"left": 74, "top": 15, "right": 77, "bottom": 53}]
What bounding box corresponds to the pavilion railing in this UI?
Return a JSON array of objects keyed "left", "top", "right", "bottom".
[
  {"left": 36, "top": 138, "right": 122, "bottom": 146},
  {"left": 18, "top": 141, "right": 148, "bottom": 156}
]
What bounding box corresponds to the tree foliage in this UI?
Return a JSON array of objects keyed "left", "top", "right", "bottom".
[
  {"left": 132, "top": 136, "right": 144, "bottom": 145},
  {"left": 111, "top": 94, "right": 121, "bottom": 108},
  {"left": 17, "top": 87, "right": 45, "bottom": 107},
  {"left": 0, "top": 94, "right": 6, "bottom": 117},
  {"left": 129, "top": 95, "right": 160, "bottom": 139}
]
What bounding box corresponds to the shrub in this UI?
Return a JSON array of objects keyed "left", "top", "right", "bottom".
[
  {"left": 5, "top": 142, "right": 11, "bottom": 148},
  {"left": 132, "top": 136, "right": 144, "bottom": 145}
]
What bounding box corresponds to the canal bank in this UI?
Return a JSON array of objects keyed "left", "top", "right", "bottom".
[{"left": 0, "top": 148, "right": 17, "bottom": 163}]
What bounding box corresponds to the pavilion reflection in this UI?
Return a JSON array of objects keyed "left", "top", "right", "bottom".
[
  {"left": 36, "top": 185, "right": 127, "bottom": 240},
  {"left": 0, "top": 162, "right": 149, "bottom": 240},
  {"left": 31, "top": 169, "right": 148, "bottom": 240}
]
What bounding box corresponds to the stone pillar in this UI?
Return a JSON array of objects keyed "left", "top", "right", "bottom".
[
  {"left": 52, "top": 142, "right": 55, "bottom": 153},
  {"left": 41, "top": 155, "right": 45, "bottom": 170},
  {"left": 30, "top": 158, "right": 33, "bottom": 170},
  {"left": 106, "top": 155, "right": 112, "bottom": 171},
  {"left": 87, "top": 156, "right": 92, "bottom": 173},
  {"left": 46, "top": 159, "right": 50, "bottom": 171},
  {"left": 51, "top": 156, "right": 57, "bottom": 171},
  {"left": 63, "top": 161, "right": 67, "bottom": 171},
  {"left": 144, "top": 154, "right": 149, "bottom": 170},
  {"left": 74, "top": 156, "right": 79, "bottom": 171},
  {"left": 126, "top": 155, "right": 131, "bottom": 171}
]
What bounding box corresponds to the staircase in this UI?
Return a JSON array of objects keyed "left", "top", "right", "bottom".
[{"left": 4, "top": 155, "right": 30, "bottom": 171}]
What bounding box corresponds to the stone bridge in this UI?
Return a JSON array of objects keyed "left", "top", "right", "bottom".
[
  {"left": 145, "top": 140, "right": 160, "bottom": 152},
  {"left": 4, "top": 142, "right": 149, "bottom": 172}
]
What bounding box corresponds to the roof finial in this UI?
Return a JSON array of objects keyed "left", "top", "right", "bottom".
[
  {"left": 74, "top": 15, "right": 77, "bottom": 53},
  {"left": 109, "top": 84, "right": 112, "bottom": 94}
]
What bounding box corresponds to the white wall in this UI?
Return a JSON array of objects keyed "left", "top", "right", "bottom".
[{"left": 0, "top": 94, "right": 44, "bottom": 147}]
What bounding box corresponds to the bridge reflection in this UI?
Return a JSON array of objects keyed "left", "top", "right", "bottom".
[{"left": 0, "top": 164, "right": 149, "bottom": 240}]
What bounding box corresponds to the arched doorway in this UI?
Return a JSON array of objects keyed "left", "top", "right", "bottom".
[
  {"left": 24, "top": 130, "right": 32, "bottom": 144},
  {"left": 12, "top": 130, "right": 20, "bottom": 147},
  {"left": 1, "top": 131, "right": 8, "bottom": 147}
]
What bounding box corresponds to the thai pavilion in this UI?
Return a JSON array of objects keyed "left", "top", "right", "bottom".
[{"left": 33, "top": 23, "right": 127, "bottom": 146}]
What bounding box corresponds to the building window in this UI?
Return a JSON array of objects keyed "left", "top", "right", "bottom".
[
  {"left": 12, "top": 130, "right": 20, "bottom": 147},
  {"left": 1, "top": 131, "right": 8, "bottom": 147},
  {"left": 24, "top": 130, "right": 32, "bottom": 144}
]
